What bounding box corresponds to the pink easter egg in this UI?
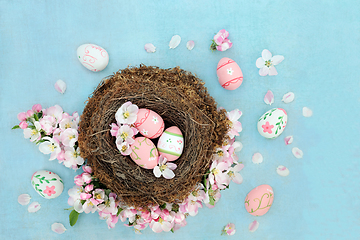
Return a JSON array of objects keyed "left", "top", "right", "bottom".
[
  {"left": 157, "top": 126, "right": 184, "bottom": 161},
  {"left": 130, "top": 137, "right": 159, "bottom": 169},
  {"left": 216, "top": 57, "right": 243, "bottom": 90},
  {"left": 134, "top": 108, "right": 164, "bottom": 139},
  {"left": 244, "top": 184, "right": 274, "bottom": 216}
]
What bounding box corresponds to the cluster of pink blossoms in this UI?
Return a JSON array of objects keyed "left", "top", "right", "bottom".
[
  {"left": 14, "top": 104, "right": 84, "bottom": 169},
  {"left": 68, "top": 108, "right": 244, "bottom": 233},
  {"left": 210, "top": 29, "right": 233, "bottom": 52}
]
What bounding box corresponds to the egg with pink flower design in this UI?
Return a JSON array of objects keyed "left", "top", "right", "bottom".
[
  {"left": 134, "top": 109, "right": 164, "bottom": 139},
  {"left": 216, "top": 57, "right": 243, "bottom": 90},
  {"left": 257, "top": 108, "right": 287, "bottom": 139},
  {"left": 130, "top": 137, "right": 159, "bottom": 169},
  {"left": 31, "top": 170, "right": 64, "bottom": 199}
]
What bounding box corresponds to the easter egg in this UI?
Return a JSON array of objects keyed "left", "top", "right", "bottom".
[
  {"left": 31, "top": 170, "right": 64, "bottom": 199},
  {"left": 157, "top": 126, "right": 184, "bottom": 161},
  {"left": 77, "top": 43, "right": 109, "bottom": 72},
  {"left": 216, "top": 57, "right": 243, "bottom": 90},
  {"left": 134, "top": 109, "right": 164, "bottom": 139},
  {"left": 244, "top": 184, "right": 274, "bottom": 216},
  {"left": 130, "top": 137, "right": 159, "bottom": 169},
  {"left": 257, "top": 108, "right": 287, "bottom": 139}
]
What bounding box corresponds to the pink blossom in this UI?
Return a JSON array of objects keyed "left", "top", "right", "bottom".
[
  {"left": 115, "top": 101, "right": 139, "bottom": 125},
  {"left": 226, "top": 163, "right": 244, "bottom": 184},
  {"left": 84, "top": 184, "right": 94, "bottom": 192},
  {"left": 40, "top": 115, "right": 57, "bottom": 134},
  {"left": 262, "top": 121, "right": 274, "bottom": 134},
  {"left": 74, "top": 175, "right": 84, "bottom": 186},
  {"left": 223, "top": 223, "right": 236, "bottom": 236},
  {"left": 105, "top": 214, "right": 119, "bottom": 229},
  {"left": 83, "top": 199, "right": 97, "bottom": 214},
  {"left": 211, "top": 29, "right": 233, "bottom": 52},
  {"left": 91, "top": 189, "right": 105, "bottom": 205},
  {"left": 60, "top": 128, "right": 78, "bottom": 147},
  {"left": 32, "top": 104, "right": 42, "bottom": 113},
  {"left": 117, "top": 124, "right": 136, "bottom": 143},
  {"left": 149, "top": 217, "right": 173, "bottom": 233},
  {"left": 81, "top": 172, "right": 92, "bottom": 184},
  {"left": 59, "top": 115, "right": 77, "bottom": 131},
  {"left": 44, "top": 105, "right": 63, "bottom": 123},
  {"left": 116, "top": 139, "right": 132, "bottom": 155},
  {"left": 98, "top": 193, "right": 118, "bottom": 215},
  {"left": 25, "top": 110, "right": 34, "bottom": 118},
  {"left": 82, "top": 165, "right": 92, "bottom": 174},
  {"left": 226, "top": 109, "right": 243, "bottom": 138},
  {"left": 214, "top": 29, "right": 229, "bottom": 45},
  {"left": 119, "top": 208, "right": 138, "bottom": 222},
  {"left": 208, "top": 161, "right": 229, "bottom": 189},
  {"left": 19, "top": 121, "right": 28, "bottom": 129},
  {"left": 110, "top": 123, "right": 119, "bottom": 137},
  {"left": 80, "top": 192, "right": 92, "bottom": 200},
  {"left": 216, "top": 39, "right": 233, "bottom": 52},
  {"left": 17, "top": 112, "right": 27, "bottom": 121},
  {"left": 38, "top": 137, "right": 61, "bottom": 160}
]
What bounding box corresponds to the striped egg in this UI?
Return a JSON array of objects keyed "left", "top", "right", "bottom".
[
  {"left": 157, "top": 126, "right": 184, "bottom": 161},
  {"left": 216, "top": 57, "right": 243, "bottom": 90}
]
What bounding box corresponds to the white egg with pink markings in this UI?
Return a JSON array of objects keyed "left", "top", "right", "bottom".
[
  {"left": 31, "top": 170, "right": 64, "bottom": 199},
  {"left": 257, "top": 108, "right": 287, "bottom": 139},
  {"left": 77, "top": 43, "right": 109, "bottom": 72},
  {"left": 157, "top": 126, "right": 184, "bottom": 161}
]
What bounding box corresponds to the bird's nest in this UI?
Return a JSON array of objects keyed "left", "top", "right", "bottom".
[{"left": 78, "top": 65, "right": 230, "bottom": 208}]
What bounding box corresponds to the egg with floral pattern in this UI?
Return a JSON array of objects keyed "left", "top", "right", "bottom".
[
  {"left": 257, "top": 108, "right": 287, "bottom": 139},
  {"left": 130, "top": 137, "right": 159, "bottom": 169},
  {"left": 31, "top": 170, "right": 64, "bottom": 199},
  {"left": 157, "top": 126, "right": 184, "bottom": 161},
  {"left": 245, "top": 184, "right": 274, "bottom": 216},
  {"left": 216, "top": 57, "right": 243, "bottom": 90},
  {"left": 77, "top": 43, "right": 109, "bottom": 72},
  {"left": 134, "top": 109, "right": 164, "bottom": 139}
]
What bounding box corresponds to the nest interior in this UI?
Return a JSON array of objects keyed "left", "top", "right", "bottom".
[{"left": 78, "top": 65, "right": 230, "bottom": 208}]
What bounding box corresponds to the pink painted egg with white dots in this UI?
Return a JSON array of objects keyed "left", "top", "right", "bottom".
[
  {"left": 134, "top": 109, "right": 164, "bottom": 139},
  {"left": 77, "top": 43, "right": 109, "bottom": 72},
  {"left": 245, "top": 184, "right": 274, "bottom": 216},
  {"left": 216, "top": 57, "right": 243, "bottom": 90},
  {"left": 157, "top": 126, "right": 184, "bottom": 161},
  {"left": 130, "top": 137, "right": 159, "bottom": 169}
]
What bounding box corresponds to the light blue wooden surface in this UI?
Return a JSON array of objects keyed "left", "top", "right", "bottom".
[{"left": 1, "top": 0, "right": 359, "bottom": 239}]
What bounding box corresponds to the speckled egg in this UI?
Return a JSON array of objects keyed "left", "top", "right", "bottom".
[
  {"left": 216, "top": 57, "right": 243, "bottom": 90},
  {"left": 134, "top": 108, "right": 164, "bottom": 139},
  {"left": 257, "top": 108, "right": 287, "bottom": 139},
  {"left": 245, "top": 184, "right": 274, "bottom": 216},
  {"left": 77, "top": 43, "right": 109, "bottom": 72},
  {"left": 31, "top": 170, "right": 64, "bottom": 199},
  {"left": 130, "top": 137, "right": 159, "bottom": 169},
  {"left": 157, "top": 126, "right": 184, "bottom": 161}
]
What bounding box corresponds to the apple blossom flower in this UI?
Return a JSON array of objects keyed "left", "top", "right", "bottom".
[
  {"left": 32, "top": 104, "right": 42, "bottom": 113},
  {"left": 226, "top": 163, "right": 244, "bottom": 184},
  {"left": 213, "top": 145, "right": 230, "bottom": 162},
  {"left": 91, "top": 189, "right": 105, "bottom": 205},
  {"left": 225, "top": 109, "right": 243, "bottom": 138},
  {"left": 116, "top": 124, "right": 136, "bottom": 144},
  {"left": 60, "top": 128, "right": 78, "bottom": 147},
  {"left": 256, "top": 49, "right": 284, "bottom": 76},
  {"left": 149, "top": 217, "right": 173, "bottom": 233},
  {"left": 110, "top": 123, "right": 120, "bottom": 137},
  {"left": 116, "top": 139, "right": 132, "bottom": 155},
  {"left": 82, "top": 165, "right": 92, "bottom": 174},
  {"left": 81, "top": 172, "right": 92, "bottom": 184},
  {"left": 19, "top": 121, "right": 28, "bottom": 129},
  {"left": 40, "top": 115, "right": 57, "bottom": 134},
  {"left": 84, "top": 184, "right": 94, "bottom": 193},
  {"left": 115, "top": 101, "right": 139, "bottom": 125},
  {"left": 59, "top": 115, "right": 77, "bottom": 131},
  {"left": 153, "top": 155, "right": 177, "bottom": 179},
  {"left": 38, "top": 137, "right": 61, "bottom": 160},
  {"left": 83, "top": 198, "right": 98, "bottom": 214},
  {"left": 43, "top": 105, "right": 63, "bottom": 123},
  {"left": 208, "top": 160, "right": 229, "bottom": 189},
  {"left": 23, "top": 121, "right": 42, "bottom": 142},
  {"left": 64, "top": 146, "right": 84, "bottom": 168},
  {"left": 222, "top": 223, "right": 236, "bottom": 236},
  {"left": 119, "top": 208, "right": 138, "bottom": 223},
  {"left": 98, "top": 193, "right": 118, "bottom": 215},
  {"left": 210, "top": 29, "right": 233, "bottom": 52},
  {"left": 74, "top": 175, "right": 84, "bottom": 186},
  {"left": 25, "top": 110, "right": 34, "bottom": 118}
]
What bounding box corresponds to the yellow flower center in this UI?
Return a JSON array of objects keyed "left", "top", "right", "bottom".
[
  {"left": 121, "top": 145, "right": 127, "bottom": 152},
  {"left": 121, "top": 132, "right": 129, "bottom": 140},
  {"left": 65, "top": 123, "right": 71, "bottom": 129},
  {"left": 212, "top": 169, "right": 219, "bottom": 175},
  {"left": 265, "top": 60, "right": 272, "bottom": 67},
  {"left": 49, "top": 144, "right": 55, "bottom": 152},
  {"left": 88, "top": 201, "right": 94, "bottom": 206},
  {"left": 159, "top": 218, "right": 164, "bottom": 224},
  {"left": 69, "top": 135, "right": 75, "bottom": 139},
  {"left": 31, "top": 130, "right": 37, "bottom": 136},
  {"left": 217, "top": 150, "right": 224, "bottom": 157},
  {"left": 123, "top": 111, "right": 130, "bottom": 119},
  {"left": 228, "top": 171, "right": 234, "bottom": 178},
  {"left": 160, "top": 164, "right": 167, "bottom": 171},
  {"left": 95, "top": 193, "right": 102, "bottom": 199}
]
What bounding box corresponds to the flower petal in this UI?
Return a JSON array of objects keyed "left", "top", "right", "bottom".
[
  {"left": 303, "top": 107, "right": 313, "bottom": 117},
  {"left": 28, "top": 202, "right": 41, "bottom": 213},
  {"left": 259, "top": 67, "right": 269, "bottom": 76},
  {"left": 169, "top": 35, "right": 181, "bottom": 49},
  {"left": 256, "top": 57, "right": 265, "bottom": 68},
  {"left": 249, "top": 220, "right": 259, "bottom": 232},
  {"left": 292, "top": 147, "right": 303, "bottom": 159},
  {"left": 271, "top": 55, "right": 284, "bottom": 65},
  {"left": 51, "top": 223, "right": 67, "bottom": 234},
  {"left": 186, "top": 40, "right": 195, "bottom": 50},
  {"left": 264, "top": 90, "right": 274, "bottom": 105},
  {"left": 163, "top": 169, "right": 175, "bottom": 179},
  {"left": 167, "top": 162, "right": 177, "bottom": 170},
  {"left": 268, "top": 66, "right": 278, "bottom": 76},
  {"left": 277, "top": 165, "right": 290, "bottom": 177},
  {"left": 144, "top": 43, "right": 156, "bottom": 53},
  {"left": 282, "top": 92, "right": 295, "bottom": 103},
  {"left": 252, "top": 152, "right": 263, "bottom": 164},
  {"left": 153, "top": 166, "right": 162, "bottom": 178},
  {"left": 54, "top": 79, "right": 66, "bottom": 94},
  {"left": 261, "top": 49, "right": 272, "bottom": 61},
  {"left": 18, "top": 194, "right": 31, "bottom": 205},
  {"left": 284, "top": 136, "right": 293, "bottom": 145}
]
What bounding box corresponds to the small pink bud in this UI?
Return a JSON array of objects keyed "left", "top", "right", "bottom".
[
  {"left": 32, "top": 104, "right": 42, "bottom": 113},
  {"left": 25, "top": 110, "right": 34, "bottom": 118},
  {"left": 19, "top": 121, "right": 28, "bottom": 129},
  {"left": 17, "top": 112, "right": 27, "bottom": 121}
]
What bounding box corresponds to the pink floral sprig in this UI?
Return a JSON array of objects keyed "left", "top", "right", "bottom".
[
  {"left": 210, "top": 29, "right": 233, "bottom": 52},
  {"left": 13, "top": 104, "right": 83, "bottom": 169},
  {"left": 222, "top": 223, "right": 236, "bottom": 236}
]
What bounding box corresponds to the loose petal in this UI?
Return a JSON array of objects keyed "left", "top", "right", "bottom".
[
  {"left": 282, "top": 92, "right": 295, "bottom": 103},
  {"left": 28, "top": 202, "right": 41, "bottom": 213},
  {"left": 144, "top": 43, "right": 156, "bottom": 53},
  {"left": 169, "top": 35, "right": 181, "bottom": 49},
  {"left": 186, "top": 40, "right": 195, "bottom": 50},
  {"left": 303, "top": 107, "right": 313, "bottom": 117},
  {"left": 54, "top": 79, "right": 66, "bottom": 94},
  {"left": 252, "top": 153, "right": 263, "bottom": 164},
  {"left": 284, "top": 136, "right": 293, "bottom": 145},
  {"left": 277, "top": 165, "right": 290, "bottom": 177},
  {"left": 51, "top": 223, "right": 67, "bottom": 234},
  {"left": 292, "top": 147, "right": 303, "bottom": 159},
  {"left": 18, "top": 194, "right": 31, "bottom": 205},
  {"left": 264, "top": 90, "right": 274, "bottom": 105},
  {"left": 249, "top": 220, "right": 259, "bottom": 232}
]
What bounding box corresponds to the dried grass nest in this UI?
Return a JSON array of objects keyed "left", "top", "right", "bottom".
[{"left": 78, "top": 65, "right": 231, "bottom": 208}]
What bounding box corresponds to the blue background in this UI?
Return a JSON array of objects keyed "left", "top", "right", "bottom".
[{"left": 1, "top": 0, "right": 359, "bottom": 239}]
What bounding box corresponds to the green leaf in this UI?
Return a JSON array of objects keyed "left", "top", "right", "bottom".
[
  {"left": 45, "top": 180, "right": 49, "bottom": 183},
  {"left": 12, "top": 125, "right": 20, "bottom": 130},
  {"left": 34, "top": 114, "right": 39, "bottom": 121},
  {"left": 51, "top": 178, "right": 57, "bottom": 181},
  {"left": 69, "top": 210, "right": 80, "bottom": 227},
  {"left": 159, "top": 203, "right": 167, "bottom": 210},
  {"left": 116, "top": 208, "right": 123, "bottom": 216},
  {"left": 209, "top": 196, "right": 215, "bottom": 206},
  {"left": 80, "top": 200, "right": 86, "bottom": 205},
  {"left": 171, "top": 228, "right": 174, "bottom": 233}
]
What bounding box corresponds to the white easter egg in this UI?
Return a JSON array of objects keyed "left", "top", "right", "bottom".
[
  {"left": 77, "top": 43, "right": 109, "bottom": 72},
  {"left": 257, "top": 108, "right": 287, "bottom": 139},
  {"left": 31, "top": 170, "right": 64, "bottom": 199},
  {"left": 157, "top": 126, "right": 184, "bottom": 161}
]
